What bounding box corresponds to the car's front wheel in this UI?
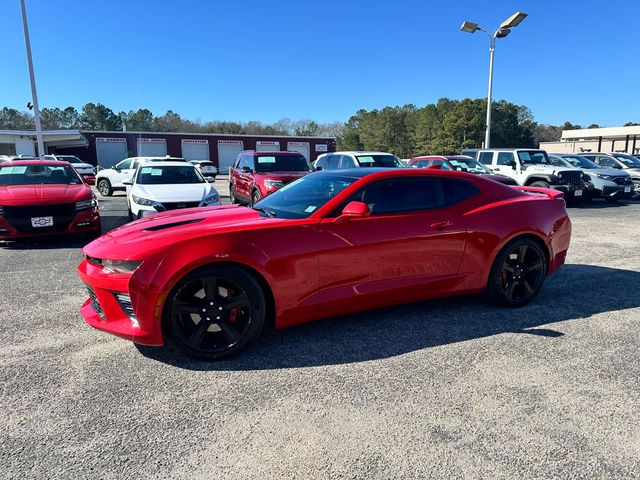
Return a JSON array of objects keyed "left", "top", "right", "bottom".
[
  {"left": 486, "top": 238, "right": 548, "bottom": 308},
  {"left": 529, "top": 180, "right": 550, "bottom": 189},
  {"left": 252, "top": 190, "right": 262, "bottom": 206},
  {"left": 229, "top": 184, "right": 238, "bottom": 204},
  {"left": 633, "top": 180, "right": 640, "bottom": 199},
  {"left": 97, "top": 179, "right": 112, "bottom": 197},
  {"left": 164, "top": 264, "right": 267, "bottom": 360}
]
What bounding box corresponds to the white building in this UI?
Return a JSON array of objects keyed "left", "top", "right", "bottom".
[{"left": 540, "top": 125, "right": 640, "bottom": 154}]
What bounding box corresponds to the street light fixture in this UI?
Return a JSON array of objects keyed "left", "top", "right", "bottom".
[{"left": 460, "top": 11, "right": 528, "bottom": 148}]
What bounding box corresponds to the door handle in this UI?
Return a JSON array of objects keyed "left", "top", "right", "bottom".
[{"left": 430, "top": 220, "right": 454, "bottom": 230}]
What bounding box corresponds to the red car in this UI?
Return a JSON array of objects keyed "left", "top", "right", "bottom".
[
  {"left": 410, "top": 155, "right": 519, "bottom": 185},
  {"left": 0, "top": 161, "right": 100, "bottom": 240},
  {"left": 229, "top": 151, "right": 314, "bottom": 205},
  {"left": 78, "top": 168, "right": 571, "bottom": 360}
]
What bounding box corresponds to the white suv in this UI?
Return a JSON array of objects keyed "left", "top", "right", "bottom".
[
  {"left": 124, "top": 161, "right": 220, "bottom": 219},
  {"left": 314, "top": 151, "right": 404, "bottom": 170},
  {"left": 477, "top": 148, "right": 585, "bottom": 200},
  {"left": 95, "top": 156, "right": 186, "bottom": 196}
]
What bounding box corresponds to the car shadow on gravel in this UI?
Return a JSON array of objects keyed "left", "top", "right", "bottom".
[{"left": 136, "top": 264, "right": 640, "bottom": 370}]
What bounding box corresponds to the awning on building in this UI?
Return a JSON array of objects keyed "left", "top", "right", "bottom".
[{"left": 0, "top": 129, "right": 88, "bottom": 148}]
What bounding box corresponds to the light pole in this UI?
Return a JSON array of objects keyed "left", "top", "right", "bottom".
[
  {"left": 460, "top": 11, "right": 527, "bottom": 149},
  {"left": 20, "top": 0, "right": 45, "bottom": 159}
]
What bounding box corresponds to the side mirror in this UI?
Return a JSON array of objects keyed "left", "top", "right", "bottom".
[
  {"left": 315, "top": 166, "right": 322, "bottom": 171},
  {"left": 241, "top": 166, "right": 253, "bottom": 173},
  {"left": 111, "top": 165, "right": 118, "bottom": 170},
  {"left": 122, "top": 177, "right": 133, "bottom": 186},
  {"left": 335, "top": 201, "right": 371, "bottom": 223},
  {"left": 509, "top": 160, "right": 517, "bottom": 169}
]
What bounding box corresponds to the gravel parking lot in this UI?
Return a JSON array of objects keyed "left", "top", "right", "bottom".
[{"left": 1, "top": 181, "right": 639, "bottom": 479}]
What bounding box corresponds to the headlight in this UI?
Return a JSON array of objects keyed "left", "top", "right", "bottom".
[
  {"left": 102, "top": 259, "right": 142, "bottom": 274},
  {"left": 200, "top": 191, "right": 220, "bottom": 206},
  {"left": 132, "top": 194, "right": 162, "bottom": 208},
  {"left": 264, "top": 180, "right": 284, "bottom": 189},
  {"left": 75, "top": 199, "right": 97, "bottom": 210},
  {"left": 594, "top": 173, "right": 613, "bottom": 180}
]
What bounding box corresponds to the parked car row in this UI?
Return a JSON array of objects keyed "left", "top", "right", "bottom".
[{"left": 461, "top": 148, "right": 638, "bottom": 201}]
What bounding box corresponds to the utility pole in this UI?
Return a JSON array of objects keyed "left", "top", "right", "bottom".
[{"left": 20, "top": 0, "right": 45, "bottom": 158}]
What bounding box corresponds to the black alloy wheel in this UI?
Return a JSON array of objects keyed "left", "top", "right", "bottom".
[
  {"left": 164, "top": 265, "right": 266, "bottom": 360},
  {"left": 97, "top": 179, "right": 112, "bottom": 197},
  {"left": 252, "top": 190, "right": 262, "bottom": 206},
  {"left": 487, "top": 239, "right": 547, "bottom": 307}
]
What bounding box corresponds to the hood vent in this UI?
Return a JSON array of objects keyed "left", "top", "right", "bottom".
[{"left": 142, "top": 218, "right": 204, "bottom": 232}]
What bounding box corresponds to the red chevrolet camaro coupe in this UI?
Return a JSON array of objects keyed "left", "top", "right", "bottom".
[
  {"left": 79, "top": 168, "right": 571, "bottom": 360},
  {"left": 0, "top": 160, "right": 100, "bottom": 240}
]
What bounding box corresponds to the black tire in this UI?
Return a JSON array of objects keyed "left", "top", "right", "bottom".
[
  {"left": 163, "top": 264, "right": 267, "bottom": 360},
  {"left": 530, "top": 180, "right": 550, "bottom": 189},
  {"left": 229, "top": 184, "right": 238, "bottom": 204},
  {"left": 252, "top": 190, "right": 262, "bottom": 206},
  {"left": 486, "top": 238, "right": 548, "bottom": 308},
  {"left": 97, "top": 179, "right": 112, "bottom": 197}
]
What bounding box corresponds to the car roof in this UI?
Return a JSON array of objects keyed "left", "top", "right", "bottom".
[
  {"left": 4, "top": 160, "right": 72, "bottom": 166},
  {"left": 139, "top": 161, "right": 194, "bottom": 167},
  {"left": 245, "top": 151, "right": 303, "bottom": 156},
  {"left": 330, "top": 151, "right": 395, "bottom": 156}
]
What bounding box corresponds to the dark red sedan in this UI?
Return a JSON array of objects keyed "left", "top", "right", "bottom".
[
  {"left": 78, "top": 168, "right": 571, "bottom": 360},
  {"left": 410, "top": 155, "right": 519, "bottom": 185},
  {"left": 0, "top": 161, "right": 100, "bottom": 240}
]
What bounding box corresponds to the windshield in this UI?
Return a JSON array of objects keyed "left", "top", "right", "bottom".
[
  {"left": 560, "top": 155, "right": 599, "bottom": 169},
  {"left": 518, "top": 150, "right": 550, "bottom": 165},
  {"left": 254, "top": 173, "right": 357, "bottom": 219},
  {"left": 355, "top": 154, "right": 403, "bottom": 168},
  {"left": 136, "top": 165, "right": 204, "bottom": 184},
  {"left": 611, "top": 153, "right": 640, "bottom": 167},
  {"left": 0, "top": 164, "right": 82, "bottom": 185},
  {"left": 254, "top": 154, "right": 312, "bottom": 172},
  {"left": 447, "top": 157, "right": 490, "bottom": 174}
]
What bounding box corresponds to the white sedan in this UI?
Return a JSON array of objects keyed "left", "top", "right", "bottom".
[{"left": 124, "top": 161, "right": 221, "bottom": 219}]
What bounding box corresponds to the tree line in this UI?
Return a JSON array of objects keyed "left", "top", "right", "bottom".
[
  {"left": 1, "top": 101, "right": 637, "bottom": 157},
  {"left": 0, "top": 104, "right": 342, "bottom": 138}
]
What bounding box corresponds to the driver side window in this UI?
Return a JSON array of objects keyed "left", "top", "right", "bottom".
[{"left": 497, "top": 152, "right": 514, "bottom": 166}]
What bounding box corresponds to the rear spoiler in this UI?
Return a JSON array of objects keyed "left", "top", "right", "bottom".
[{"left": 513, "top": 186, "right": 565, "bottom": 200}]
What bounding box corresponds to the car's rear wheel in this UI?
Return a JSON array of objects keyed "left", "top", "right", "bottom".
[
  {"left": 97, "top": 179, "right": 112, "bottom": 197},
  {"left": 486, "top": 238, "right": 547, "bottom": 308},
  {"left": 164, "top": 265, "right": 266, "bottom": 360},
  {"left": 252, "top": 190, "right": 262, "bottom": 206}
]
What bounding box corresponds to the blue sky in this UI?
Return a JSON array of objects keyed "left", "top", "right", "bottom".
[{"left": 2, "top": 0, "right": 639, "bottom": 126}]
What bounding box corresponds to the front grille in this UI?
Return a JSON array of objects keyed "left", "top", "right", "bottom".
[
  {"left": 87, "top": 287, "right": 106, "bottom": 320},
  {"left": 612, "top": 177, "right": 633, "bottom": 185},
  {"left": 160, "top": 202, "right": 200, "bottom": 211},
  {"left": 557, "top": 171, "right": 583, "bottom": 185},
  {"left": 3, "top": 203, "right": 75, "bottom": 233}
]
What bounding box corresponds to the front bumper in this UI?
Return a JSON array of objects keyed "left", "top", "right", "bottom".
[
  {"left": 0, "top": 208, "right": 100, "bottom": 240},
  {"left": 550, "top": 184, "right": 587, "bottom": 199},
  {"left": 597, "top": 184, "right": 634, "bottom": 198},
  {"left": 78, "top": 259, "right": 164, "bottom": 345}
]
